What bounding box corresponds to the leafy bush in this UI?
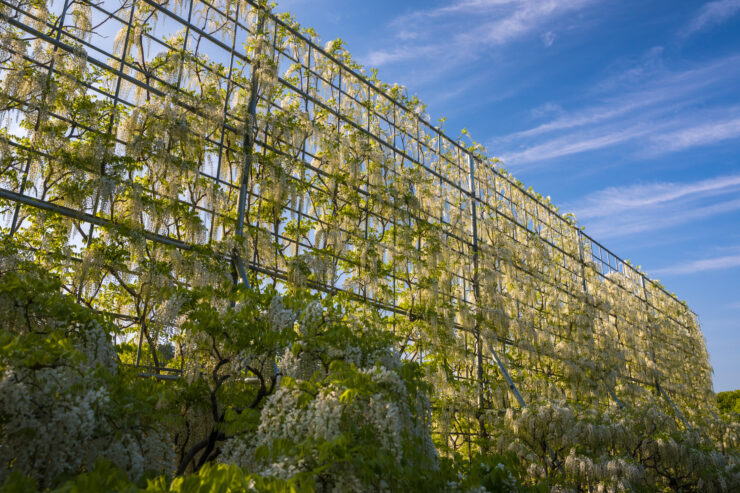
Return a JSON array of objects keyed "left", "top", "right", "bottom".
[
  {"left": 0, "top": 255, "right": 447, "bottom": 491},
  {"left": 0, "top": 253, "right": 173, "bottom": 488},
  {"left": 218, "top": 298, "right": 440, "bottom": 491},
  {"left": 718, "top": 390, "right": 740, "bottom": 415}
]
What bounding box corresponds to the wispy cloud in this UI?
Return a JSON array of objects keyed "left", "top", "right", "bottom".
[
  {"left": 565, "top": 174, "right": 740, "bottom": 238},
  {"left": 364, "top": 0, "right": 598, "bottom": 68},
  {"left": 365, "top": 46, "right": 435, "bottom": 67},
  {"left": 681, "top": 0, "right": 740, "bottom": 37},
  {"left": 572, "top": 174, "right": 740, "bottom": 220},
  {"left": 455, "top": 0, "right": 590, "bottom": 46},
  {"left": 541, "top": 31, "right": 556, "bottom": 47},
  {"left": 652, "top": 254, "right": 740, "bottom": 276},
  {"left": 530, "top": 102, "right": 562, "bottom": 118},
  {"left": 499, "top": 49, "right": 721, "bottom": 141},
  {"left": 497, "top": 124, "right": 651, "bottom": 164},
  {"left": 648, "top": 117, "right": 740, "bottom": 153},
  {"left": 581, "top": 196, "right": 740, "bottom": 238},
  {"left": 493, "top": 52, "right": 740, "bottom": 169}
]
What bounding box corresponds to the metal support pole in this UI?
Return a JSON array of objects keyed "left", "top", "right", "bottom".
[
  {"left": 79, "top": 0, "right": 137, "bottom": 302},
  {"left": 488, "top": 342, "right": 526, "bottom": 408},
  {"left": 658, "top": 383, "right": 692, "bottom": 431},
  {"left": 210, "top": 1, "right": 241, "bottom": 244},
  {"left": 609, "top": 388, "right": 625, "bottom": 410},
  {"left": 7, "top": 0, "right": 72, "bottom": 237},
  {"left": 576, "top": 229, "right": 588, "bottom": 293},
  {"left": 641, "top": 276, "right": 661, "bottom": 394},
  {"left": 641, "top": 276, "right": 692, "bottom": 429},
  {"left": 467, "top": 153, "right": 486, "bottom": 441},
  {"left": 577, "top": 229, "right": 623, "bottom": 409},
  {"left": 234, "top": 9, "right": 268, "bottom": 289},
  {"left": 488, "top": 341, "right": 562, "bottom": 472}
]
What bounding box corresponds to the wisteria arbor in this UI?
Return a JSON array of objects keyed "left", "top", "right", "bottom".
[{"left": 1, "top": 0, "right": 738, "bottom": 491}]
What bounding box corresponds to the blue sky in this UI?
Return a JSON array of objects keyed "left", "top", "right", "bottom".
[{"left": 275, "top": 0, "right": 740, "bottom": 392}]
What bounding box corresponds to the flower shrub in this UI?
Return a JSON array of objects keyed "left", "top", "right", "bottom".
[
  {"left": 0, "top": 250, "right": 174, "bottom": 487},
  {"left": 0, "top": 251, "right": 448, "bottom": 491}
]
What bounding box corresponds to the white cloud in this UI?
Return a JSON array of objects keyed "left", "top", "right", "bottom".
[
  {"left": 364, "top": 0, "right": 597, "bottom": 67},
  {"left": 501, "top": 97, "right": 659, "bottom": 141},
  {"left": 511, "top": 53, "right": 739, "bottom": 138},
  {"left": 458, "top": 1, "right": 587, "bottom": 46},
  {"left": 365, "top": 47, "right": 421, "bottom": 67},
  {"left": 682, "top": 0, "right": 740, "bottom": 37},
  {"left": 492, "top": 53, "right": 740, "bottom": 168},
  {"left": 497, "top": 125, "right": 650, "bottom": 165},
  {"left": 571, "top": 174, "right": 740, "bottom": 220},
  {"left": 581, "top": 197, "right": 740, "bottom": 238},
  {"left": 652, "top": 254, "right": 740, "bottom": 276},
  {"left": 564, "top": 174, "right": 740, "bottom": 239},
  {"left": 649, "top": 117, "right": 740, "bottom": 153},
  {"left": 530, "top": 102, "right": 562, "bottom": 118},
  {"left": 541, "top": 31, "right": 556, "bottom": 47},
  {"left": 398, "top": 0, "right": 526, "bottom": 19}
]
